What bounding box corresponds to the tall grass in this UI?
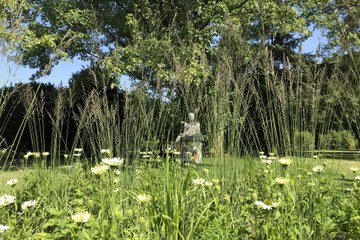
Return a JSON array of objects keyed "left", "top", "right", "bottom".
[{"left": 2, "top": 44, "right": 359, "bottom": 166}]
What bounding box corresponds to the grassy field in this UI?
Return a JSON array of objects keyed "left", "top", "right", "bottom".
[{"left": 1, "top": 155, "right": 360, "bottom": 239}]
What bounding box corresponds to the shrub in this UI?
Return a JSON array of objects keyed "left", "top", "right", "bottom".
[{"left": 321, "top": 130, "right": 358, "bottom": 150}]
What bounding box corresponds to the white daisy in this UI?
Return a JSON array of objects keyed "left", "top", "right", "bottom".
[
  {"left": 136, "top": 194, "right": 152, "bottom": 204},
  {"left": 0, "top": 224, "right": 10, "bottom": 233},
  {"left": 42, "top": 152, "right": 50, "bottom": 157},
  {"left": 261, "top": 159, "right": 272, "bottom": 164},
  {"left": 275, "top": 177, "right": 290, "bottom": 185},
  {"left": 255, "top": 200, "right": 278, "bottom": 210},
  {"left": 101, "top": 157, "right": 124, "bottom": 166},
  {"left": 0, "top": 195, "right": 16, "bottom": 206},
  {"left": 279, "top": 158, "right": 292, "bottom": 166},
  {"left": 91, "top": 165, "right": 110, "bottom": 175},
  {"left": 6, "top": 179, "right": 18, "bottom": 186},
  {"left": 192, "top": 178, "right": 206, "bottom": 185},
  {"left": 21, "top": 200, "right": 37, "bottom": 210},
  {"left": 32, "top": 152, "right": 41, "bottom": 158},
  {"left": 312, "top": 165, "right": 324, "bottom": 173},
  {"left": 71, "top": 211, "right": 91, "bottom": 223}
]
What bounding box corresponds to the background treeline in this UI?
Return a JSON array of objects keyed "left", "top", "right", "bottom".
[{"left": 0, "top": 0, "right": 359, "bottom": 159}]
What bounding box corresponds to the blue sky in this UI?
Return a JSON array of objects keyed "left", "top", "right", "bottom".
[{"left": 1, "top": 29, "right": 325, "bottom": 88}]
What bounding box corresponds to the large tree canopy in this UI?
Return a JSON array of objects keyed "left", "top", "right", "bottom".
[{"left": 0, "top": 0, "right": 358, "bottom": 83}]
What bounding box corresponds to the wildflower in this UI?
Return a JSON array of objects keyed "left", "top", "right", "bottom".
[
  {"left": 136, "top": 194, "right": 152, "bottom": 204},
  {"left": 275, "top": 177, "right": 290, "bottom": 185},
  {"left": 267, "top": 156, "right": 277, "bottom": 160},
  {"left": 42, "top": 152, "right": 50, "bottom": 157},
  {"left": 24, "top": 153, "right": 31, "bottom": 159},
  {"left": 115, "top": 170, "right": 121, "bottom": 175},
  {"left": 6, "top": 179, "right": 18, "bottom": 186},
  {"left": 101, "top": 157, "right": 124, "bottom": 166},
  {"left": 114, "top": 178, "right": 120, "bottom": 183},
  {"left": 73, "top": 153, "right": 82, "bottom": 157},
  {"left": 269, "top": 152, "right": 276, "bottom": 157},
  {"left": 32, "top": 152, "right": 41, "bottom": 158},
  {"left": 259, "top": 151, "right": 265, "bottom": 155},
  {"left": 355, "top": 176, "right": 360, "bottom": 181},
  {"left": 0, "top": 195, "right": 16, "bottom": 206},
  {"left": 345, "top": 188, "right": 354, "bottom": 192},
  {"left": 279, "top": 158, "right": 292, "bottom": 166},
  {"left": 100, "top": 149, "right": 111, "bottom": 155},
  {"left": 114, "top": 188, "right": 119, "bottom": 193},
  {"left": 350, "top": 167, "right": 359, "bottom": 173},
  {"left": 0, "top": 148, "right": 6, "bottom": 154},
  {"left": 260, "top": 155, "right": 268, "bottom": 159},
  {"left": 313, "top": 155, "right": 319, "bottom": 159},
  {"left": 204, "top": 181, "right": 213, "bottom": 187},
  {"left": 74, "top": 148, "right": 83, "bottom": 152},
  {"left": 192, "top": 178, "right": 206, "bottom": 185},
  {"left": 63, "top": 154, "right": 69, "bottom": 159},
  {"left": 21, "top": 200, "right": 37, "bottom": 210},
  {"left": 71, "top": 211, "right": 91, "bottom": 223},
  {"left": 91, "top": 165, "right": 110, "bottom": 175},
  {"left": 312, "top": 165, "right": 324, "bottom": 173},
  {"left": 255, "top": 200, "right": 278, "bottom": 210},
  {"left": 261, "top": 159, "right": 272, "bottom": 164},
  {"left": 0, "top": 224, "right": 10, "bottom": 233}
]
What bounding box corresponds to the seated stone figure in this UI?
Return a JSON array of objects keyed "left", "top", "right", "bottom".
[{"left": 174, "top": 113, "right": 202, "bottom": 163}]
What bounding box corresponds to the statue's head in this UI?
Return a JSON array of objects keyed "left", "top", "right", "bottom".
[{"left": 189, "top": 113, "right": 195, "bottom": 122}]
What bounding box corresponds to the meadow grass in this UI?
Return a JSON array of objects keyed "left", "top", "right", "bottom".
[{"left": 1, "top": 155, "right": 360, "bottom": 239}]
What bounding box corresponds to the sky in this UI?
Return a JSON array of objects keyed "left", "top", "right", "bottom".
[{"left": 0, "top": 29, "right": 325, "bottom": 88}]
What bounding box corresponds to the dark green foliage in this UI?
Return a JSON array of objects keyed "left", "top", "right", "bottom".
[{"left": 321, "top": 130, "right": 359, "bottom": 150}]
